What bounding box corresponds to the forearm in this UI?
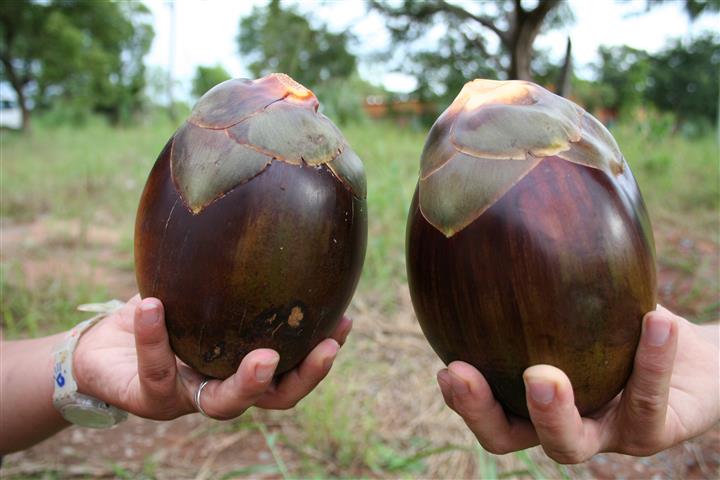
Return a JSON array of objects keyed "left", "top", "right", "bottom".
[{"left": 0, "top": 333, "right": 70, "bottom": 454}]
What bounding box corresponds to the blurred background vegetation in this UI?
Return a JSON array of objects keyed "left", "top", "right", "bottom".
[
  {"left": 3, "top": 0, "right": 718, "bottom": 132},
  {"left": 1, "top": 0, "right": 719, "bottom": 478}
]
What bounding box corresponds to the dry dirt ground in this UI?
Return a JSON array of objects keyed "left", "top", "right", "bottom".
[{"left": 1, "top": 217, "right": 719, "bottom": 479}]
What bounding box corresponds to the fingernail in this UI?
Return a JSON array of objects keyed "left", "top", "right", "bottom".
[
  {"left": 526, "top": 378, "right": 555, "bottom": 405},
  {"left": 323, "top": 348, "right": 338, "bottom": 370},
  {"left": 139, "top": 301, "right": 159, "bottom": 326},
  {"left": 339, "top": 318, "right": 353, "bottom": 345},
  {"left": 645, "top": 315, "right": 671, "bottom": 347},
  {"left": 449, "top": 370, "right": 470, "bottom": 395},
  {"left": 255, "top": 355, "right": 279, "bottom": 382},
  {"left": 437, "top": 369, "right": 451, "bottom": 389}
]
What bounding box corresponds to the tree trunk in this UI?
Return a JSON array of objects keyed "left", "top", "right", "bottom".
[
  {"left": 507, "top": 0, "right": 560, "bottom": 81},
  {"left": 17, "top": 87, "right": 30, "bottom": 131},
  {"left": 509, "top": 34, "right": 533, "bottom": 80},
  {"left": 1, "top": 56, "right": 30, "bottom": 131}
]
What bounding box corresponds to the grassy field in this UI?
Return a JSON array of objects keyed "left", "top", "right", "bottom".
[{"left": 1, "top": 112, "right": 718, "bottom": 478}]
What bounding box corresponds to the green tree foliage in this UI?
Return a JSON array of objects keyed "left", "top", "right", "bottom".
[
  {"left": 0, "top": 0, "right": 153, "bottom": 130},
  {"left": 237, "top": 0, "right": 356, "bottom": 87},
  {"left": 370, "top": 0, "right": 572, "bottom": 103},
  {"left": 595, "top": 46, "right": 651, "bottom": 115},
  {"left": 577, "top": 34, "right": 718, "bottom": 128},
  {"left": 312, "top": 72, "right": 387, "bottom": 125},
  {"left": 646, "top": 33, "right": 719, "bottom": 126},
  {"left": 192, "top": 65, "right": 232, "bottom": 99},
  {"left": 645, "top": 0, "right": 720, "bottom": 19}
]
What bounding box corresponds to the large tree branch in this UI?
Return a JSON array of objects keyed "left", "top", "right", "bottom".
[
  {"left": 0, "top": 55, "right": 27, "bottom": 100},
  {"left": 459, "top": 29, "right": 490, "bottom": 59},
  {"left": 0, "top": 53, "right": 31, "bottom": 130},
  {"left": 370, "top": 0, "right": 511, "bottom": 46},
  {"left": 508, "top": 0, "right": 561, "bottom": 80},
  {"left": 527, "top": 0, "right": 561, "bottom": 29},
  {"left": 437, "top": 1, "right": 510, "bottom": 45}
]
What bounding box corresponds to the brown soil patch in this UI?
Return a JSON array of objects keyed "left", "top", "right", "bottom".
[{"left": 1, "top": 216, "right": 137, "bottom": 299}]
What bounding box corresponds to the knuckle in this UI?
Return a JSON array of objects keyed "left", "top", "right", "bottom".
[
  {"left": 137, "top": 333, "right": 166, "bottom": 349},
  {"left": 481, "top": 438, "right": 513, "bottom": 455},
  {"left": 142, "top": 365, "right": 174, "bottom": 387},
  {"left": 636, "top": 354, "right": 671, "bottom": 376},
  {"left": 624, "top": 442, "right": 664, "bottom": 457},
  {"left": 211, "top": 405, "right": 248, "bottom": 421},
  {"left": 615, "top": 430, "right": 668, "bottom": 457},
  {"left": 282, "top": 398, "right": 300, "bottom": 409},
  {"left": 530, "top": 415, "right": 564, "bottom": 436},
  {"left": 453, "top": 401, "right": 485, "bottom": 424},
  {"left": 545, "top": 446, "right": 587, "bottom": 464},
  {"left": 151, "top": 407, "right": 180, "bottom": 421},
  {"left": 266, "top": 392, "right": 300, "bottom": 410},
  {"left": 628, "top": 391, "right": 665, "bottom": 417},
  {"left": 276, "top": 400, "right": 299, "bottom": 411},
  {"left": 457, "top": 407, "right": 483, "bottom": 425}
]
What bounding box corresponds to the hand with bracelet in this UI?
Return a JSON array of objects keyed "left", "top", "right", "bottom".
[{"left": 0, "top": 295, "right": 351, "bottom": 454}]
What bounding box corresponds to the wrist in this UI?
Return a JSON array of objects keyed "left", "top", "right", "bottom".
[
  {"left": 53, "top": 300, "right": 128, "bottom": 428},
  {"left": 71, "top": 323, "right": 98, "bottom": 397}
]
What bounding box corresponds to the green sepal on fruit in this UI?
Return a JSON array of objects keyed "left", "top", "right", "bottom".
[
  {"left": 173, "top": 73, "right": 366, "bottom": 214},
  {"left": 418, "top": 79, "right": 625, "bottom": 237}
]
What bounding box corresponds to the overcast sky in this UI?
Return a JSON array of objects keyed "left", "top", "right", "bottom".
[{"left": 145, "top": 0, "right": 718, "bottom": 99}]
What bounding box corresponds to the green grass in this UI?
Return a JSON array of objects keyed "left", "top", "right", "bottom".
[
  {"left": 342, "top": 121, "right": 424, "bottom": 302},
  {"left": 0, "top": 113, "right": 176, "bottom": 222},
  {"left": 612, "top": 120, "right": 720, "bottom": 236},
  {"left": 0, "top": 115, "right": 426, "bottom": 315},
  {"left": 275, "top": 360, "right": 423, "bottom": 476},
  {"left": 3, "top": 113, "right": 716, "bottom": 285},
  {"left": 3, "top": 113, "right": 716, "bottom": 310},
  {"left": 0, "top": 263, "right": 109, "bottom": 337}
]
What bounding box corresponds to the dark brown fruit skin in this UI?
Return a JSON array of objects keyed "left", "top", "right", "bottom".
[
  {"left": 407, "top": 156, "right": 656, "bottom": 417},
  {"left": 135, "top": 139, "right": 367, "bottom": 378}
]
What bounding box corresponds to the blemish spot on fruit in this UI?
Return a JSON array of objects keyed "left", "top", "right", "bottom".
[
  {"left": 203, "top": 342, "right": 225, "bottom": 362},
  {"left": 288, "top": 306, "right": 304, "bottom": 328}
]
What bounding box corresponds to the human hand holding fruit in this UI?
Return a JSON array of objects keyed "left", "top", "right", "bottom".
[
  {"left": 73, "top": 295, "right": 352, "bottom": 421},
  {"left": 436, "top": 306, "right": 720, "bottom": 463}
]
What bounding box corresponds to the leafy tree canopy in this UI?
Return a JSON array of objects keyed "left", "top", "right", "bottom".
[
  {"left": 595, "top": 46, "right": 652, "bottom": 115},
  {"left": 645, "top": 0, "right": 720, "bottom": 19},
  {"left": 237, "top": 0, "right": 356, "bottom": 87},
  {"left": 0, "top": 0, "right": 153, "bottom": 130},
  {"left": 370, "top": 0, "right": 573, "bottom": 103},
  {"left": 192, "top": 64, "right": 232, "bottom": 99},
  {"left": 646, "top": 33, "right": 719, "bottom": 125}
]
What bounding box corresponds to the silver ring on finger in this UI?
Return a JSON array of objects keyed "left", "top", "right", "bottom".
[{"left": 195, "top": 379, "right": 212, "bottom": 418}]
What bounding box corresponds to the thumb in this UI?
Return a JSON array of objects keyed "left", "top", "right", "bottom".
[
  {"left": 616, "top": 308, "right": 678, "bottom": 449},
  {"left": 133, "top": 298, "right": 179, "bottom": 404}
]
